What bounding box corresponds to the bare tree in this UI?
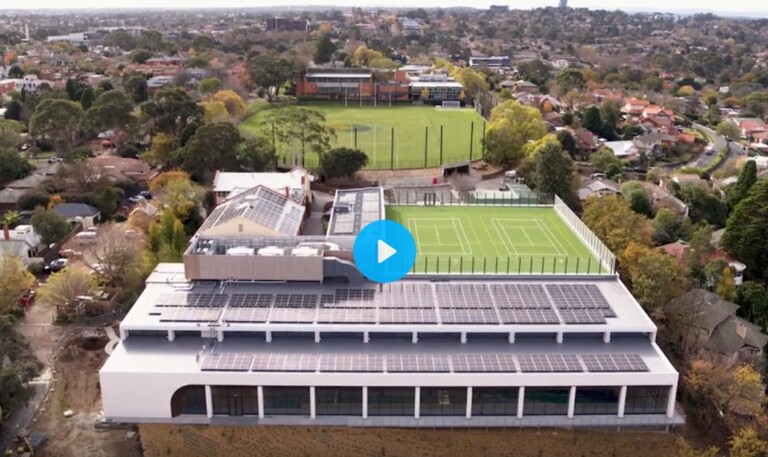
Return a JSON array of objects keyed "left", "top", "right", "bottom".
[{"left": 83, "top": 223, "right": 144, "bottom": 288}]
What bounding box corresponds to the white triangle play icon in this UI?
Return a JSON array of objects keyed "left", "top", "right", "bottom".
[{"left": 377, "top": 240, "right": 397, "bottom": 264}]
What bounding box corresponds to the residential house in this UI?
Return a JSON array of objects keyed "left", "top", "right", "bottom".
[
  {"left": 0, "top": 163, "right": 61, "bottom": 210},
  {"left": 641, "top": 182, "right": 689, "bottom": 217},
  {"left": 731, "top": 117, "right": 767, "bottom": 141},
  {"left": 620, "top": 97, "right": 651, "bottom": 118},
  {"left": 656, "top": 240, "right": 689, "bottom": 263},
  {"left": 603, "top": 140, "right": 638, "bottom": 159},
  {"left": 89, "top": 157, "right": 159, "bottom": 186},
  {"left": 542, "top": 111, "right": 563, "bottom": 127},
  {"left": 656, "top": 239, "right": 746, "bottom": 286},
  {"left": 571, "top": 128, "right": 600, "bottom": 159},
  {"left": 578, "top": 178, "right": 620, "bottom": 201},
  {"left": 671, "top": 174, "right": 706, "bottom": 188},
  {"left": 144, "top": 56, "right": 186, "bottom": 68},
  {"left": 469, "top": 56, "right": 510, "bottom": 69},
  {"left": 633, "top": 133, "right": 677, "bottom": 159},
  {"left": 147, "top": 76, "right": 173, "bottom": 91},
  {"left": 516, "top": 93, "right": 562, "bottom": 113},
  {"left": 265, "top": 17, "right": 309, "bottom": 32},
  {"left": 212, "top": 168, "right": 312, "bottom": 206},
  {"left": 52, "top": 203, "right": 100, "bottom": 228},
  {"left": 669, "top": 289, "right": 768, "bottom": 367},
  {"left": 500, "top": 79, "right": 538, "bottom": 94}
]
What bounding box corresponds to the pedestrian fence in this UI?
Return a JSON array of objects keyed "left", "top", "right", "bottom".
[
  {"left": 553, "top": 196, "right": 616, "bottom": 274},
  {"left": 410, "top": 255, "right": 608, "bottom": 275}
]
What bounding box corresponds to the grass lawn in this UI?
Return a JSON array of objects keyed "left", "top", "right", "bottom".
[
  {"left": 240, "top": 101, "right": 486, "bottom": 170},
  {"left": 386, "top": 206, "right": 602, "bottom": 275}
]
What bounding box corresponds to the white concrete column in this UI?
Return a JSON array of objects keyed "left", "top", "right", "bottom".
[
  {"left": 205, "top": 385, "right": 213, "bottom": 418},
  {"left": 666, "top": 383, "right": 677, "bottom": 418},
  {"left": 362, "top": 387, "right": 368, "bottom": 419},
  {"left": 265, "top": 331, "right": 272, "bottom": 343},
  {"left": 556, "top": 332, "right": 564, "bottom": 344},
  {"left": 257, "top": 386, "right": 264, "bottom": 418},
  {"left": 217, "top": 330, "right": 224, "bottom": 342},
  {"left": 603, "top": 332, "right": 611, "bottom": 343},
  {"left": 618, "top": 386, "right": 627, "bottom": 418},
  {"left": 310, "top": 386, "right": 316, "bottom": 419},
  {"left": 508, "top": 332, "right": 515, "bottom": 343},
  {"left": 120, "top": 328, "right": 128, "bottom": 340},
  {"left": 461, "top": 332, "right": 467, "bottom": 344},
  {"left": 465, "top": 387, "right": 473, "bottom": 419},
  {"left": 167, "top": 329, "right": 175, "bottom": 341},
  {"left": 414, "top": 387, "right": 420, "bottom": 419},
  {"left": 363, "top": 331, "right": 370, "bottom": 343},
  {"left": 567, "top": 386, "right": 576, "bottom": 419},
  {"left": 314, "top": 331, "right": 321, "bottom": 343},
  {"left": 412, "top": 332, "right": 418, "bottom": 343},
  {"left": 517, "top": 387, "right": 525, "bottom": 418}
]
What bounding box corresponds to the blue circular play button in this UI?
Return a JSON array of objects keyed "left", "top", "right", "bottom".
[{"left": 353, "top": 220, "right": 417, "bottom": 283}]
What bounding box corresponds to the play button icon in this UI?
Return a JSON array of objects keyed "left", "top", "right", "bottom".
[{"left": 353, "top": 220, "right": 417, "bottom": 283}]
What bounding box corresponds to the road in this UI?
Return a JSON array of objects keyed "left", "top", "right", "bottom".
[{"left": 691, "top": 123, "right": 741, "bottom": 171}]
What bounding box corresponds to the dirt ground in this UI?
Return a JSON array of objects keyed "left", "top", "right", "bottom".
[
  {"left": 29, "top": 330, "right": 142, "bottom": 457},
  {"left": 140, "top": 424, "right": 680, "bottom": 457}
]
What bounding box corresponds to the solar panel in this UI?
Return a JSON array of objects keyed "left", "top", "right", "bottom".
[
  {"left": 386, "top": 354, "right": 450, "bottom": 372},
  {"left": 156, "top": 293, "right": 190, "bottom": 307},
  {"left": 251, "top": 354, "right": 318, "bottom": 372},
  {"left": 451, "top": 354, "right": 517, "bottom": 372},
  {"left": 319, "top": 354, "right": 384, "bottom": 372},
  {"left": 267, "top": 308, "right": 317, "bottom": 323},
  {"left": 497, "top": 308, "right": 560, "bottom": 324},
  {"left": 558, "top": 309, "right": 607, "bottom": 324},
  {"left": 159, "top": 307, "right": 222, "bottom": 322},
  {"left": 439, "top": 308, "right": 500, "bottom": 324},
  {"left": 316, "top": 308, "right": 377, "bottom": 324},
  {"left": 274, "top": 294, "right": 318, "bottom": 308},
  {"left": 490, "top": 284, "right": 552, "bottom": 309},
  {"left": 378, "top": 308, "right": 437, "bottom": 324},
  {"left": 228, "top": 293, "right": 273, "bottom": 308},
  {"left": 580, "top": 354, "right": 648, "bottom": 372},
  {"left": 201, "top": 353, "right": 253, "bottom": 371},
  {"left": 320, "top": 289, "right": 377, "bottom": 309},
  {"left": 546, "top": 284, "right": 615, "bottom": 318},
  {"left": 378, "top": 283, "right": 434, "bottom": 309},
  {"left": 221, "top": 308, "right": 270, "bottom": 323},
  {"left": 517, "top": 354, "right": 583, "bottom": 372},
  {"left": 435, "top": 284, "right": 494, "bottom": 309}
]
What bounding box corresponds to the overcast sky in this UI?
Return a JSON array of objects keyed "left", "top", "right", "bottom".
[{"left": 0, "top": 0, "right": 765, "bottom": 15}]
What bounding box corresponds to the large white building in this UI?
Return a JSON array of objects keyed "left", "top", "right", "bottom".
[{"left": 100, "top": 188, "right": 683, "bottom": 429}]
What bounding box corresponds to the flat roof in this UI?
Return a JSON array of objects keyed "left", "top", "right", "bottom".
[
  {"left": 306, "top": 73, "right": 372, "bottom": 79},
  {"left": 410, "top": 82, "right": 464, "bottom": 89},
  {"left": 119, "top": 263, "right": 656, "bottom": 334},
  {"left": 212, "top": 170, "right": 306, "bottom": 195},
  {"left": 328, "top": 188, "right": 385, "bottom": 236}
]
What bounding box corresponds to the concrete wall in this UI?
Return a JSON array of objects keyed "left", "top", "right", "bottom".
[{"left": 183, "top": 254, "right": 324, "bottom": 282}]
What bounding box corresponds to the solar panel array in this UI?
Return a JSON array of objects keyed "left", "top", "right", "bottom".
[
  {"left": 200, "top": 352, "right": 648, "bottom": 373},
  {"left": 198, "top": 186, "right": 305, "bottom": 236},
  {"left": 151, "top": 283, "right": 618, "bottom": 325}
]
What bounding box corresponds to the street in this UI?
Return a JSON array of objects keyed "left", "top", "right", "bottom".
[{"left": 692, "top": 123, "right": 741, "bottom": 171}]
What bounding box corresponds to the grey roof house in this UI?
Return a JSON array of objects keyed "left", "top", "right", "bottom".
[
  {"left": 52, "top": 203, "right": 100, "bottom": 228},
  {"left": 669, "top": 289, "right": 768, "bottom": 367}
]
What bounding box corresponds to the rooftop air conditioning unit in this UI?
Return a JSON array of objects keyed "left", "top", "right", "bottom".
[
  {"left": 226, "top": 246, "right": 255, "bottom": 256},
  {"left": 258, "top": 246, "right": 284, "bottom": 257},
  {"left": 334, "top": 202, "right": 352, "bottom": 214},
  {"left": 292, "top": 246, "right": 319, "bottom": 257}
]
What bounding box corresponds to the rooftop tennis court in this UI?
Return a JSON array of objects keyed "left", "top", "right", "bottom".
[{"left": 386, "top": 206, "right": 604, "bottom": 275}]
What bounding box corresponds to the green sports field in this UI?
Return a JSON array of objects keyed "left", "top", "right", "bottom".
[
  {"left": 385, "top": 206, "right": 604, "bottom": 275},
  {"left": 239, "top": 102, "right": 486, "bottom": 170}
]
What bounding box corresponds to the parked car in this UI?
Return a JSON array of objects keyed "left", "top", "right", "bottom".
[
  {"left": 48, "top": 156, "right": 63, "bottom": 163},
  {"left": 129, "top": 191, "right": 152, "bottom": 203},
  {"left": 19, "top": 289, "right": 36, "bottom": 308},
  {"left": 59, "top": 249, "right": 82, "bottom": 259},
  {"left": 44, "top": 258, "right": 68, "bottom": 272}
]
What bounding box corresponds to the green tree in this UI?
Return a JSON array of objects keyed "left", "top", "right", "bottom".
[
  {"left": 652, "top": 208, "right": 685, "bottom": 244},
  {"left": 556, "top": 68, "right": 586, "bottom": 93},
  {"left": 599, "top": 99, "right": 622, "bottom": 129},
  {"left": 533, "top": 140, "right": 579, "bottom": 209},
  {"left": 499, "top": 88, "right": 513, "bottom": 100},
  {"left": 29, "top": 99, "right": 84, "bottom": 153},
  {"left": 726, "top": 160, "right": 757, "bottom": 210},
  {"left": 716, "top": 265, "right": 736, "bottom": 301},
  {"left": 581, "top": 106, "right": 603, "bottom": 135},
  {"left": 238, "top": 137, "right": 277, "bottom": 172},
  {"left": 140, "top": 87, "right": 203, "bottom": 135},
  {"left": 735, "top": 282, "right": 768, "bottom": 329},
  {"left": 0, "top": 149, "right": 33, "bottom": 187},
  {"left": 31, "top": 207, "right": 70, "bottom": 245},
  {"left": 620, "top": 181, "right": 653, "bottom": 217},
  {"left": 321, "top": 148, "right": 369, "bottom": 178},
  {"left": 147, "top": 222, "right": 162, "bottom": 259},
  {"left": 314, "top": 34, "right": 337, "bottom": 65},
  {"left": 678, "top": 185, "right": 727, "bottom": 227},
  {"left": 79, "top": 87, "right": 95, "bottom": 110},
  {"left": 582, "top": 195, "right": 654, "bottom": 254},
  {"left": 589, "top": 147, "right": 622, "bottom": 172},
  {"left": 197, "top": 77, "right": 222, "bottom": 94},
  {"left": 82, "top": 90, "right": 135, "bottom": 135},
  {"left": 643, "top": 76, "right": 663, "bottom": 92},
  {"left": 704, "top": 104, "right": 721, "bottom": 126},
  {"left": 246, "top": 52, "right": 295, "bottom": 98},
  {"left": 555, "top": 130, "right": 577, "bottom": 158},
  {"left": 137, "top": 30, "right": 164, "bottom": 52},
  {"left": 143, "top": 133, "right": 181, "bottom": 168},
  {"left": 36, "top": 264, "right": 97, "bottom": 316},
  {"left": 182, "top": 123, "right": 242, "bottom": 181},
  {"left": 3, "top": 100, "right": 22, "bottom": 121},
  {"left": 129, "top": 49, "right": 152, "bottom": 64},
  {"left": 484, "top": 100, "right": 547, "bottom": 167},
  {"left": 451, "top": 66, "right": 489, "bottom": 99},
  {"left": 123, "top": 73, "right": 148, "bottom": 103},
  {"left": 722, "top": 180, "right": 768, "bottom": 280},
  {"left": 620, "top": 242, "right": 689, "bottom": 310},
  {"left": 0, "top": 253, "right": 36, "bottom": 315},
  {"left": 263, "top": 107, "right": 336, "bottom": 165},
  {"left": 716, "top": 120, "right": 741, "bottom": 139}
]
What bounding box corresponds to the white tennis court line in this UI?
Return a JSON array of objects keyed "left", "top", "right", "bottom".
[
  {"left": 451, "top": 218, "right": 472, "bottom": 255},
  {"left": 408, "top": 217, "right": 468, "bottom": 256},
  {"left": 490, "top": 219, "right": 518, "bottom": 256},
  {"left": 491, "top": 218, "right": 566, "bottom": 256},
  {"left": 534, "top": 219, "right": 567, "bottom": 257}
]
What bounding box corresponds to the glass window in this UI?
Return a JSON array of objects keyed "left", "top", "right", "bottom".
[
  {"left": 316, "top": 387, "right": 363, "bottom": 416},
  {"left": 420, "top": 388, "right": 467, "bottom": 416},
  {"left": 368, "top": 387, "right": 414, "bottom": 416},
  {"left": 523, "top": 387, "right": 570, "bottom": 416},
  {"left": 211, "top": 386, "right": 259, "bottom": 416},
  {"left": 171, "top": 385, "right": 206, "bottom": 416},
  {"left": 472, "top": 387, "right": 519, "bottom": 416},
  {"left": 574, "top": 387, "right": 620, "bottom": 415},
  {"left": 624, "top": 386, "right": 669, "bottom": 415},
  {"left": 263, "top": 387, "right": 310, "bottom": 416}
]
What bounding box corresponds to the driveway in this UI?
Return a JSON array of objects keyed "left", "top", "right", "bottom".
[{"left": 691, "top": 123, "right": 739, "bottom": 171}]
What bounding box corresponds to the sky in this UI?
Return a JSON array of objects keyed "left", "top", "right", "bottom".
[{"left": 0, "top": 0, "right": 765, "bottom": 16}]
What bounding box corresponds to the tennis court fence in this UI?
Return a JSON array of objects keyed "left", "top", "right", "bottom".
[{"left": 409, "top": 255, "right": 609, "bottom": 275}]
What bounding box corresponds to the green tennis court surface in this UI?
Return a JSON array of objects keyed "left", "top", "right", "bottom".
[
  {"left": 386, "top": 206, "right": 603, "bottom": 275},
  {"left": 240, "top": 103, "right": 485, "bottom": 170}
]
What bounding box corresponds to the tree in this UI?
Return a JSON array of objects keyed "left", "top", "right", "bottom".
[
  {"left": 555, "top": 130, "right": 577, "bottom": 158},
  {"left": 129, "top": 49, "right": 152, "bottom": 64},
  {"left": 149, "top": 170, "right": 205, "bottom": 220},
  {"left": 722, "top": 180, "right": 768, "bottom": 280},
  {"left": 83, "top": 223, "right": 144, "bottom": 288},
  {"left": 583, "top": 196, "right": 654, "bottom": 254},
  {"left": 314, "top": 34, "right": 337, "bottom": 64},
  {"left": 451, "top": 66, "right": 489, "bottom": 99},
  {"left": 716, "top": 265, "right": 736, "bottom": 301},
  {"left": 533, "top": 140, "right": 579, "bottom": 209},
  {"left": 556, "top": 68, "right": 586, "bottom": 93},
  {"left": 8, "top": 65, "right": 23, "bottom": 78},
  {"left": 263, "top": 107, "right": 336, "bottom": 165},
  {"left": 704, "top": 104, "right": 721, "bottom": 126},
  {"left": 716, "top": 120, "right": 741, "bottom": 140},
  {"left": 485, "top": 100, "right": 547, "bottom": 167},
  {"left": 653, "top": 208, "right": 685, "bottom": 244},
  {"left": 123, "top": 73, "right": 148, "bottom": 103},
  {"left": 600, "top": 100, "right": 622, "bottom": 130},
  {"left": 2, "top": 211, "right": 21, "bottom": 231},
  {"left": 137, "top": 30, "right": 164, "bottom": 52},
  {"left": 246, "top": 52, "right": 295, "bottom": 98},
  {"left": 143, "top": 133, "right": 181, "bottom": 168},
  {"left": 0, "top": 253, "right": 35, "bottom": 315},
  {"left": 79, "top": 87, "right": 95, "bottom": 110},
  {"left": 643, "top": 76, "right": 664, "bottom": 92},
  {"left": 589, "top": 147, "right": 622, "bottom": 173},
  {"left": 581, "top": 106, "right": 603, "bottom": 135},
  {"left": 320, "top": 148, "right": 368, "bottom": 178},
  {"left": 147, "top": 222, "right": 163, "bottom": 259},
  {"left": 0, "top": 149, "right": 33, "bottom": 187},
  {"left": 197, "top": 77, "right": 222, "bottom": 94},
  {"left": 238, "top": 137, "right": 277, "bottom": 172},
  {"left": 4, "top": 100, "right": 22, "bottom": 121},
  {"left": 29, "top": 99, "right": 84, "bottom": 153},
  {"left": 726, "top": 160, "right": 757, "bottom": 209},
  {"left": 735, "top": 282, "right": 768, "bottom": 330},
  {"left": 81, "top": 90, "right": 135, "bottom": 135},
  {"left": 182, "top": 123, "right": 241, "bottom": 180},
  {"left": 621, "top": 181, "right": 653, "bottom": 217},
  {"left": 677, "top": 85, "right": 696, "bottom": 97},
  {"left": 620, "top": 242, "right": 688, "bottom": 310},
  {"left": 31, "top": 207, "right": 70, "bottom": 245},
  {"left": 729, "top": 427, "right": 768, "bottom": 457},
  {"left": 36, "top": 264, "right": 97, "bottom": 317},
  {"left": 203, "top": 100, "right": 230, "bottom": 124},
  {"left": 210, "top": 90, "right": 246, "bottom": 119},
  {"left": 677, "top": 185, "right": 727, "bottom": 227},
  {"left": 140, "top": 87, "right": 203, "bottom": 135}
]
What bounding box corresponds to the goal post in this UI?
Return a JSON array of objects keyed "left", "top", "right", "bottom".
[{"left": 440, "top": 101, "right": 461, "bottom": 109}]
